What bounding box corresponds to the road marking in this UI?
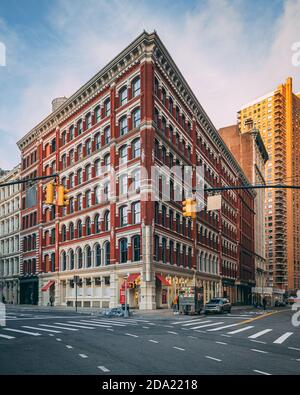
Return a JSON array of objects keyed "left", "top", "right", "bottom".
[
  {"left": 3, "top": 328, "right": 41, "bottom": 336},
  {"left": 22, "top": 326, "right": 62, "bottom": 333},
  {"left": 49, "top": 334, "right": 54, "bottom": 337},
  {"left": 54, "top": 322, "right": 95, "bottom": 329},
  {"left": 288, "top": 347, "right": 300, "bottom": 352},
  {"left": 182, "top": 319, "right": 209, "bottom": 326},
  {"left": 192, "top": 322, "right": 224, "bottom": 330},
  {"left": 194, "top": 330, "right": 207, "bottom": 333},
  {"left": 0, "top": 333, "right": 15, "bottom": 339},
  {"left": 171, "top": 318, "right": 203, "bottom": 325},
  {"left": 167, "top": 331, "right": 178, "bottom": 335},
  {"left": 216, "top": 341, "right": 227, "bottom": 345},
  {"left": 70, "top": 321, "right": 111, "bottom": 328},
  {"left": 238, "top": 310, "right": 280, "bottom": 325},
  {"left": 206, "top": 356, "right": 222, "bottom": 362},
  {"left": 248, "top": 329, "right": 272, "bottom": 339},
  {"left": 163, "top": 325, "right": 174, "bottom": 328},
  {"left": 207, "top": 323, "right": 239, "bottom": 332},
  {"left": 91, "top": 320, "right": 127, "bottom": 327},
  {"left": 173, "top": 347, "right": 185, "bottom": 351},
  {"left": 250, "top": 340, "right": 266, "bottom": 344},
  {"left": 149, "top": 340, "right": 159, "bottom": 343},
  {"left": 227, "top": 325, "right": 254, "bottom": 335},
  {"left": 220, "top": 334, "right": 232, "bottom": 338},
  {"left": 56, "top": 338, "right": 62, "bottom": 342},
  {"left": 98, "top": 366, "right": 110, "bottom": 372},
  {"left": 66, "top": 345, "right": 73, "bottom": 349},
  {"left": 79, "top": 354, "right": 88, "bottom": 359},
  {"left": 273, "top": 332, "right": 294, "bottom": 344},
  {"left": 251, "top": 349, "right": 268, "bottom": 354},
  {"left": 188, "top": 336, "right": 197, "bottom": 339},
  {"left": 125, "top": 333, "right": 139, "bottom": 338},
  {"left": 39, "top": 324, "right": 78, "bottom": 331},
  {"left": 106, "top": 328, "right": 114, "bottom": 332},
  {"left": 143, "top": 326, "right": 149, "bottom": 329},
  {"left": 253, "top": 370, "right": 271, "bottom": 376}
]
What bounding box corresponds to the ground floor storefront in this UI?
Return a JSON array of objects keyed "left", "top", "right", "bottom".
[
  {"left": 19, "top": 276, "right": 39, "bottom": 305},
  {"left": 38, "top": 264, "right": 221, "bottom": 310}
]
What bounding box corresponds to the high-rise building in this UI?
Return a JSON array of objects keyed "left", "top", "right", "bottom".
[
  {"left": 238, "top": 77, "right": 300, "bottom": 293},
  {"left": 17, "top": 31, "right": 254, "bottom": 309},
  {"left": 0, "top": 165, "right": 21, "bottom": 304},
  {"left": 219, "top": 122, "right": 268, "bottom": 303}
]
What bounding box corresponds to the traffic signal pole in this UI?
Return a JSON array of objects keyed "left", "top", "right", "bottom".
[{"left": 0, "top": 174, "right": 58, "bottom": 188}]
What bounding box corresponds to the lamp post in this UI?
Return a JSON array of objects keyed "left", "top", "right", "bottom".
[
  {"left": 123, "top": 275, "right": 129, "bottom": 318},
  {"left": 73, "top": 275, "right": 79, "bottom": 313}
]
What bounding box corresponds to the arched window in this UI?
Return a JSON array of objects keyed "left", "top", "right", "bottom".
[
  {"left": 132, "top": 202, "right": 141, "bottom": 224},
  {"left": 69, "top": 249, "right": 74, "bottom": 270},
  {"left": 85, "top": 164, "right": 91, "bottom": 180},
  {"left": 119, "top": 238, "right": 128, "bottom": 263},
  {"left": 94, "top": 214, "right": 101, "bottom": 233},
  {"left": 95, "top": 132, "right": 101, "bottom": 150},
  {"left": 119, "top": 174, "right": 128, "bottom": 195},
  {"left": 119, "top": 86, "right": 127, "bottom": 106},
  {"left": 69, "top": 125, "right": 74, "bottom": 140},
  {"left": 86, "top": 246, "right": 92, "bottom": 268},
  {"left": 119, "top": 116, "right": 128, "bottom": 135},
  {"left": 77, "top": 194, "right": 82, "bottom": 210},
  {"left": 119, "top": 145, "right": 128, "bottom": 164},
  {"left": 77, "top": 119, "right": 83, "bottom": 135},
  {"left": 104, "top": 154, "right": 110, "bottom": 171},
  {"left": 104, "top": 211, "right": 110, "bottom": 231},
  {"left": 94, "top": 186, "right": 101, "bottom": 204},
  {"left": 131, "top": 169, "right": 140, "bottom": 191},
  {"left": 132, "top": 77, "right": 140, "bottom": 97},
  {"left": 85, "top": 190, "right": 91, "bottom": 208},
  {"left": 77, "top": 248, "right": 83, "bottom": 269},
  {"left": 161, "top": 205, "right": 167, "bottom": 227},
  {"left": 103, "top": 181, "right": 110, "bottom": 202},
  {"left": 176, "top": 243, "right": 180, "bottom": 265},
  {"left": 85, "top": 139, "right": 91, "bottom": 156},
  {"left": 69, "top": 172, "right": 74, "bottom": 188},
  {"left": 61, "top": 225, "right": 67, "bottom": 242},
  {"left": 132, "top": 235, "right": 141, "bottom": 262},
  {"left": 77, "top": 168, "right": 83, "bottom": 185},
  {"left": 94, "top": 159, "right": 101, "bottom": 177},
  {"left": 162, "top": 238, "right": 167, "bottom": 263},
  {"left": 95, "top": 244, "right": 101, "bottom": 266},
  {"left": 61, "top": 131, "right": 67, "bottom": 146},
  {"left": 104, "top": 242, "right": 110, "bottom": 265},
  {"left": 77, "top": 220, "right": 83, "bottom": 238},
  {"left": 69, "top": 223, "right": 74, "bottom": 240},
  {"left": 104, "top": 98, "right": 110, "bottom": 117},
  {"left": 119, "top": 206, "right": 128, "bottom": 227},
  {"left": 132, "top": 108, "right": 141, "bottom": 129},
  {"left": 104, "top": 126, "right": 110, "bottom": 144},
  {"left": 161, "top": 117, "right": 167, "bottom": 134},
  {"left": 85, "top": 113, "right": 92, "bottom": 129},
  {"left": 154, "top": 236, "right": 159, "bottom": 261},
  {"left": 132, "top": 138, "right": 140, "bottom": 158},
  {"left": 94, "top": 106, "right": 101, "bottom": 123},
  {"left": 61, "top": 252, "right": 67, "bottom": 271},
  {"left": 85, "top": 217, "right": 91, "bottom": 236}
]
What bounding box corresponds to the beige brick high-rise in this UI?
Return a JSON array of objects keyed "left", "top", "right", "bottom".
[{"left": 238, "top": 77, "right": 300, "bottom": 293}]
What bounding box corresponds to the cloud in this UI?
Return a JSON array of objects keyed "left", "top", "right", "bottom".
[{"left": 0, "top": 0, "right": 299, "bottom": 168}]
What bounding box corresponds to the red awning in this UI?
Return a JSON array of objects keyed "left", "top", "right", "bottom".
[
  {"left": 41, "top": 280, "right": 55, "bottom": 292},
  {"left": 156, "top": 274, "right": 170, "bottom": 286},
  {"left": 127, "top": 273, "right": 140, "bottom": 283}
]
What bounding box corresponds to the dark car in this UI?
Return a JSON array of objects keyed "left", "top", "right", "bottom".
[
  {"left": 103, "top": 307, "right": 124, "bottom": 318},
  {"left": 275, "top": 300, "right": 286, "bottom": 307},
  {"left": 204, "top": 298, "right": 232, "bottom": 314}
]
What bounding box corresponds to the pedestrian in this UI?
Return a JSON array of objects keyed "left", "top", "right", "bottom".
[
  {"left": 262, "top": 296, "right": 267, "bottom": 311},
  {"left": 50, "top": 295, "right": 54, "bottom": 307}
]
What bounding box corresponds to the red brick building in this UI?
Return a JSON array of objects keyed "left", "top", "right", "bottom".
[{"left": 17, "top": 31, "right": 255, "bottom": 308}]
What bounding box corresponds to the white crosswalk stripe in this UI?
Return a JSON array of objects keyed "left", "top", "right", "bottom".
[
  {"left": 182, "top": 320, "right": 210, "bottom": 326},
  {"left": 22, "top": 326, "right": 62, "bottom": 333},
  {"left": 192, "top": 322, "right": 224, "bottom": 330},
  {"left": 248, "top": 329, "right": 272, "bottom": 339},
  {"left": 54, "top": 322, "right": 95, "bottom": 329},
  {"left": 39, "top": 324, "right": 78, "bottom": 331},
  {"left": 207, "top": 323, "right": 240, "bottom": 332},
  {"left": 227, "top": 326, "right": 254, "bottom": 335},
  {"left": 171, "top": 318, "right": 203, "bottom": 325},
  {"left": 0, "top": 333, "right": 15, "bottom": 339},
  {"left": 68, "top": 321, "right": 111, "bottom": 328},
  {"left": 273, "top": 332, "right": 294, "bottom": 344},
  {"left": 3, "top": 328, "right": 41, "bottom": 336},
  {"left": 90, "top": 319, "right": 126, "bottom": 327}
]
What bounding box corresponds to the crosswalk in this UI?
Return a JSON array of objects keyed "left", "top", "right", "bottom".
[
  {"left": 0, "top": 317, "right": 150, "bottom": 341},
  {"left": 171, "top": 317, "right": 296, "bottom": 346}
]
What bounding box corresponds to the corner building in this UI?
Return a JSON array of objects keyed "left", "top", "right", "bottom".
[{"left": 17, "top": 32, "right": 254, "bottom": 309}]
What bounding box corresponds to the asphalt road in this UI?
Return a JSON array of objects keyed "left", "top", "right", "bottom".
[{"left": 0, "top": 305, "right": 299, "bottom": 375}]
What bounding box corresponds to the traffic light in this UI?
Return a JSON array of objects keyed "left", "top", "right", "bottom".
[
  {"left": 45, "top": 181, "right": 55, "bottom": 205},
  {"left": 57, "top": 184, "right": 69, "bottom": 207},
  {"left": 182, "top": 198, "right": 197, "bottom": 219},
  {"left": 127, "top": 282, "right": 134, "bottom": 289}
]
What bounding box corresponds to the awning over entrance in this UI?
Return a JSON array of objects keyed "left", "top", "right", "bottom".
[
  {"left": 127, "top": 273, "right": 140, "bottom": 283},
  {"left": 156, "top": 274, "right": 170, "bottom": 286},
  {"left": 41, "top": 280, "right": 55, "bottom": 292}
]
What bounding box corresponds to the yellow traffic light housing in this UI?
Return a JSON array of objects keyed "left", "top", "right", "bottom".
[
  {"left": 57, "top": 185, "right": 69, "bottom": 207},
  {"left": 182, "top": 198, "right": 197, "bottom": 219},
  {"left": 45, "top": 181, "right": 55, "bottom": 205}
]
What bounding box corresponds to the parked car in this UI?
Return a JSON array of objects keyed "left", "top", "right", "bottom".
[
  {"left": 103, "top": 307, "right": 124, "bottom": 318},
  {"left": 275, "top": 300, "right": 286, "bottom": 307},
  {"left": 204, "top": 298, "right": 232, "bottom": 314},
  {"left": 287, "top": 297, "right": 295, "bottom": 305}
]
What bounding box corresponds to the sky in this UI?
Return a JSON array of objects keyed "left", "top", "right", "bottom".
[{"left": 0, "top": 0, "right": 299, "bottom": 169}]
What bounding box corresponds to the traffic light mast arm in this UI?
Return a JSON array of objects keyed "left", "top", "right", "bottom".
[
  {"left": 0, "top": 174, "right": 59, "bottom": 188},
  {"left": 204, "top": 184, "right": 300, "bottom": 192}
]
